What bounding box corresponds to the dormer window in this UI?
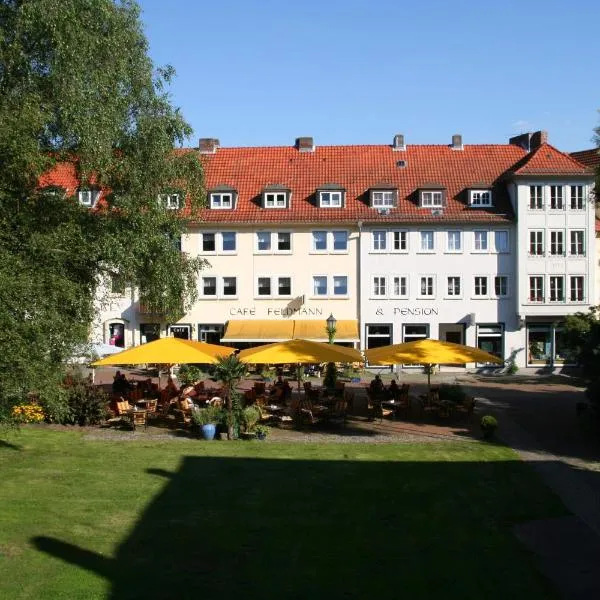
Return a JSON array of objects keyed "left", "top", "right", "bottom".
[
  {"left": 470, "top": 190, "right": 492, "bottom": 207},
  {"left": 78, "top": 189, "right": 100, "bottom": 207},
  {"left": 370, "top": 189, "right": 397, "bottom": 208},
  {"left": 262, "top": 185, "right": 290, "bottom": 209},
  {"left": 158, "top": 193, "right": 180, "bottom": 210},
  {"left": 418, "top": 185, "right": 446, "bottom": 208},
  {"left": 319, "top": 191, "right": 343, "bottom": 208},
  {"left": 210, "top": 193, "right": 233, "bottom": 209}
]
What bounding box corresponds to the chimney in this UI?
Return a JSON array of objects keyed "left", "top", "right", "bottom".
[
  {"left": 392, "top": 134, "right": 406, "bottom": 151},
  {"left": 509, "top": 133, "right": 532, "bottom": 151},
  {"left": 295, "top": 137, "right": 315, "bottom": 152},
  {"left": 530, "top": 130, "right": 548, "bottom": 150},
  {"left": 451, "top": 134, "right": 463, "bottom": 150},
  {"left": 199, "top": 138, "right": 220, "bottom": 154}
]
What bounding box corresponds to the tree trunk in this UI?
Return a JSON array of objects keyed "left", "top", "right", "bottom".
[{"left": 226, "top": 387, "right": 233, "bottom": 440}]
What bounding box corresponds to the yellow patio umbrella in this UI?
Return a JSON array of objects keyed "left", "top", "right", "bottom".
[
  {"left": 91, "top": 337, "right": 236, "bottom": 366},
  {"left": 365, "top": 338, "right": 503, "bottom": 391}
]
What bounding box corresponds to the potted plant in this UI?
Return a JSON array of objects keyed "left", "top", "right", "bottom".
[
  {"left": 255, "top": 424, "right": 269, "bottom": 440},
  {"left": 191, "top": 406, "right": 222, "bottom": 440},
  {"left": 480, "top": 414, "right": 498, "bottom": 439},
  {"left": 241, "top": 405, "right": 261, "bottom": 439}
]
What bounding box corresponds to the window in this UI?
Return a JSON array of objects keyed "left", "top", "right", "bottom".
[
  {"left": 221, "top": 232, "right": 236, "bottom": 252},
  {"left": 313, "top": 276, "right": 327, "bottom": 296},
  {"left": 278, "top": 277, "right": 291, "bottom": 296},
  {"left": 372, "top": 190, "right": 395, "bottom": 207},
  {"left": 198, "top": 324, "right": 224, "bottom": 344},
  {"left": 110, "top": 273, "right": 126, "bottom": 295},
  {"left": 421, "top": 191, "right": 443, "bottom": 207},
  {"left": 404, "top": 324, "right": 428, "bottom": 343},
  {"left": 222, "top": 277, "right": 237, "bottom": 296},
  {"left": 319, "top": 191, "right": 342, "bottom": 207},
  {"left": 529, "top": 231, "right": 544, "bottom": 256},
  {"left": 392, "top": 276, "right": 408, "bottom": 297},
  {"left": 570, "top": 276, "right": 584, "bottom": 301},
  {"left": 264, "top": 192, "right": 287, "bottom": 208},
  {"left": 333, "top": 276, "right": 348, "bottom": 296},
  {"left": 210, "top": 193, "right": 233, "bottom": 209},
  {"left": 494, "top": 276, "right": 508, "bottom": 297},
  {"left": 550, "top": 231, "right": 564, "bottom": 256},
  {"left": 392, "top": 230, "right": 407, "bottom": 251},
  {"left": 477, "top": 324, "right": 503, "bottom": 361},
  {"left": 277, "top": 232, "right": 291, "bottom": 251},
  {"left": 474, "top": 230, "right": 488, "bottom": 251},
  {"left": 332, "top": 231, "right": 348, "bottom": 251},
  {"left": 529, "top": 185, "right": 543, "bottom": 209},
  {"left": 529, "top": 276, "right": 544, "bottom": 302},
  {"left": 256, "top": 232, "right": 271, "bottom": 252},
  {"left": 494, "top": 230, "right": 509, "bottom": 253},
  {"left": 470, "top": 190, "right": 492, "bottom": 206},
  {"left": 447, "top": 276, "right": 461, "bottom": 296},
  {"left": 570, "top": 185, "right": 584, "bottom": 210},
  {"left": 447, "top": 231, "right": 461, "bottom": 252},
  {"left": 202, "top": 276, "right": 217, "bottom": 296},
  {"left": 570, "top": 230, "right": 584, "bottom": 256},
  {"left": 202, "top": 233, "right": 216, "bottom": 252},
  {"left": 159, "top": 193, "right": 180, "bottom": 209},
  {"left": 366, "top": 324, "right": 392, "bottom": 350},
  {"left": 373, "top": 230, "right": 387, "bottom": 251},
  {"left": 420, "top": 231, "right": 434, "bottom": 251},
  {"left": 373, "top": 276, "right": 387, "bottom": 296},
  {"left": 549, "top": 276, "right": 564, "bottom": 302},
  {"left": 474, "top": 276, "right": 488, "bottom": 297},
  {"left": 420, "top": 276, "right": 434, "bottom": 297},
  {"left": 257, "top": 277, "right": 271, "bottom": 296},
  {"left": 312, "top": 231, "right": 327, "bottom": 251},
  {"left": 78, "top": 189, "right": 99, "bottom": 207},
  {"left": 550, "top": 185, "right": 564, "bottom": 210}
]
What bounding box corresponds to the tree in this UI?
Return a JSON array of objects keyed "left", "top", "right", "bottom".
[
  {"left": 0, "top": 0, "right": 205, "bottom": 419},
  {"left": 213, "top": 355, "right": 247, "bottom": 440}
]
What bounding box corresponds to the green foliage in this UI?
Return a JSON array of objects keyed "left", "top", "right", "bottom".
[
  {"left": 191, "top": 405, "right": 223, "bottom": 427},
  {"left": 50, "top": 372, "right": 109, "bottom": 426},
  {"left": 323, "top": 362, "right": 337, "bottom": 390},
  {"left": 0, "top": 0, "right": 205, "bottom": 420},
  {"left": 242, "top": 405, "right": 261, "bottom": 433},
  {"left": 177, "top": 365, "right": 204, "bottom": 387},
  {"left": 480, "top": 415, "right": 498, "bottom": 438},
  {"left": 438, "top": 384, "right": 467, "bottom": 404},
  {"left": 254, "top": 423, "right": 269, "bottom": 439},
  {"left": 214, "top": 355, "right": 247, "bottom": 439}
]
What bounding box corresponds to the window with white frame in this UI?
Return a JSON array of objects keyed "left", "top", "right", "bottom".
[
  {"left": 202, "top": 233, "right": 216, "bottom": 253},
  {"left": 421, "top": 191, "right": 443, "bottom": 207},
  {"left": 570, "top": 276, "right": 584, "bottom": 301},
  {"left": 570, "top": 230, "right": 584, "bottom": 256},
  {"left": 373, "top": 276, "right": 387, "bottom": 296},
  {"left": 392, "top": 276, "right": 408, "bottom": 297},
  {"left": 570, "top": 185, "right": 584, "bottom": 210},
  {"left": 447, "top": 276, "right": 461, "bottom": 296},
  {"left": 319, "top": 191, "right": 343, "bottom": 207},
  {"left": 366, "top": 324, "right": 392, "bottom": 350},
  {"left": 550, "top": 230, "right": 564, "bottom": 256},
  {"left": 264, "top": 192, "right": 287, "bottom": 208},
  {"left": 222, "top": 277, "right": 237, "bottom": 297},
  {"left": 529, "top": 231, "right": 544, "bottom": 256},
  {"left": 78, "top": 189, "right": 100, "bottom": 207},
  {"left": 257, "top": 231, "right": 271, "bottom": 252},
  {"left": 312, "top": 231, "right": 327, "bottom": 251},
  {"left": 210, "top": 192, "right": 233, "bottom": 209},
  {"left": 529, "top": 185, "right": 543, "bottom": 209},
  {"left": 278, "top": 277, "right": 292, "bottom": 296},
  {"left": 332, "top": 231, "right": 348, "bottom": 252},
  {"left": 473, "top": 230, "right": 488, "bottom": 251},
  {"left": 474, "top": 276, "right": 488, "bottom": 297},
  {"left": 549, "top": 276, "right": 564, "bottom": 302},
  {"left": 420, "top": 276, "right": 434, "bottom": 297},
  {"left": 277, "top": 232, "right": 291, "bottom": 251},
  {"left": 470, "top": 190, "right": 492, "bottom": 206},
  {"left": 313, "top": 276, "right": 327, "bottom": 296},
  {"left": 420, "top": 230, "right": 434, "bottom": 251},
  {"left": 221, "top": 232, "right": 236, "bottom": 252},
  {"left": 371, "top": 190, "right": 395, "bottom": 207},
  {"left": 202, "top": 276, "right": 217, "bottom": 296},
  {"left": 447, "top": 231, "right": 461, "bottom": 252},
  {"left": 392, "top": 230, "right": 408, "bottom": 251},
  {"left": 494, "top": 276, "right": 508, "bottom": 297},
  {"left": 550, "top": 185, "right": 564, "bottom": 210},
  {"left": 333, "top": 276, "right": 348, "bottom": 296},
  {"left": 373, "top": 230, "right": 387, "bottom": 251},
  {"left": 256, "top": 231, "right": 291, "bottom": 253},
  {"left": 494, "top": 230, "right": 509, "bottom": 253},
  {"left": 257, "top": 277, "right": 271, "bottom": 296},
  {"left": 529, "top": 276, "right": 544, "bottom": 302},
  {"left": 158, "top": 193, "right": 180, "bottom": 209}
]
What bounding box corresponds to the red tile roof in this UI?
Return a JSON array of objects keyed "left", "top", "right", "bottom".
[
  {"left": 570, "top": 148, "right": 600, "bottom": 169},
  {"left": 512, "top": 143, "right": 591, "bottom": 176}
]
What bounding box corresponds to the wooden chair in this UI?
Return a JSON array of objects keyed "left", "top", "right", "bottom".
[
  {"left": 419, "top": 386, "right": 441, "bottom": 418},
  {"left": 298, "top": 398, "right": 322, "bottom": 427},
  {"left": 322, "top": 398, "right": 347, "bottom": 427},
  {"left": 367, "top": 391, "right": 392, "bottom": 422},
  {"left": 454, "top": 395, "right": 476, "bottom": 418},
  {"left": 145, "top": 399, "right": 158, "bottom": 422},
  {"left": 131, "top": 410, "right": 147, "bottom": 431},
  {"left": 253, "top": 382, "right": 266, "bottom": 395},
  {"left": 303, "top": 381, "right": 312, "bottom": 394}
]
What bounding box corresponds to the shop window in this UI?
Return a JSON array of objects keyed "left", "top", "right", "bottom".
[
  {"left": 108, "top": 322, "right": 125, "bottom": 348},
  {"left": 476, "top": 324, "right": 503, "bottom": 362},
  {"left": 528, "top": 326, "right": 552, "bottom": 365},
  {"left": 365, "top": 324, "right": 392, "bottom": 350},
  {"left": 403, "top": 324, "right": 428, "bottom": 343},
  {"left": 168, "top": 325, "right": 191, "bottom": 340},
  {"left": 140, "top": 323, "right": 160, "bottom": 344},
  {"left": 198, "top": 324, "right": 224, "bottom": 344}
]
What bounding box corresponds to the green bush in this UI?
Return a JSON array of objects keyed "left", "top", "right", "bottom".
[
  {"left": 55, "top": 374, "right": 109, "bottom": 426},
  {"left": 242, "top": 405, "right": 261, "bottom": 433},
  {"left": 438, "top": 383, "right": 467, "bottom": 404},
  {"left": 191, "top": 405, "right": 223, "bottom": 426},
  {"left": 480, "top": 415, "right": 498, "bottom": 438},
  {"left": 177, "top": 364, "right": 205, "bottom": 386},
  {"left": 323, "top": 362, "right": 337, "bottom": 390}
]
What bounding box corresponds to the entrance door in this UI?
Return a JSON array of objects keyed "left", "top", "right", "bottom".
[{"left": 168, "top": 325, "right": 191, "bottom": 340}]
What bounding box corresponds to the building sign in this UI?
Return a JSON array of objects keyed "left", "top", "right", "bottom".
[
  {"left": 229, "top": 306, "right": 324, "bottom": 317},
  {"left": 374, "top": 306, "right": 440, "bottom": 317}
]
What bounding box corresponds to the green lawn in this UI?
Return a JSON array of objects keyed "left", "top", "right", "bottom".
[{"left": 0, "top": 428, "right": 565, "bottom": 599}]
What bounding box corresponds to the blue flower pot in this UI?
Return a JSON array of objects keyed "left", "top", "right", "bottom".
[{"left": 201, "top": 423, "right": 216, "bottom": 440}]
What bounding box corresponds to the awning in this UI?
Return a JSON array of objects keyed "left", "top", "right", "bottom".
[
  {"left": 221, "top": 319, "right": 359, "bottom": 343},
  {"left": 221, "top": 320, "right": 294, "bottom": 342}
]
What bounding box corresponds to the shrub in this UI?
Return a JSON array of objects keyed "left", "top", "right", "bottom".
[
  {"left": 191, "top": 405, "right": 223, "bottom": 426},
  {"left": 242, "top": 405, "right": 262, "bottom": 433},
  {"left": 177, "top": 364, "right": 205, "bottom": 387},
  {"left": 255, "top": 423, "right": 269, "bottom": 439},
  {"left": 49, "top": 373, "right": 108, "bottom": 426},
  {"left": 480, "top": 415, "right": 498, "bottom": 438},
  {"left": 323, "top": 362, "right": 337, "bottom": 390}
]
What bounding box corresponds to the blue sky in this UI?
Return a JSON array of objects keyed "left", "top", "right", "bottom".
[{"left": 138, "top": 0, "right": 600, "bottom": 151}]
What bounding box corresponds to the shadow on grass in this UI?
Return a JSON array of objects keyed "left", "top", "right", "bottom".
[
  {"left": 0, "top": 439, "right": 22, "bottom": 451},
  {"left": 32, "top": 455, "right": 571, "bottom": 599}
]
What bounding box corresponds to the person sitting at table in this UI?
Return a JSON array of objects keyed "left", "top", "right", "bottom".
[
  {"left": 112, "top": 371, "right": 130, "bottom": 396},
  {"left": 387, "top": 379, "right": 399, "bottom": 398},
  {"left": 368, "top": 374, "right": 385, "bottom": 395},
  {"left": 165, "top": 375, "right": 179, "bottom": 399},
  {"left": 270, "top": 375, "right": 291, "bottom": 401}
]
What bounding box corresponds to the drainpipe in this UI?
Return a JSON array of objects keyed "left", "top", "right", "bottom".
[{"left": 357, "top": 220, "right": 363, "bottom": 352}]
